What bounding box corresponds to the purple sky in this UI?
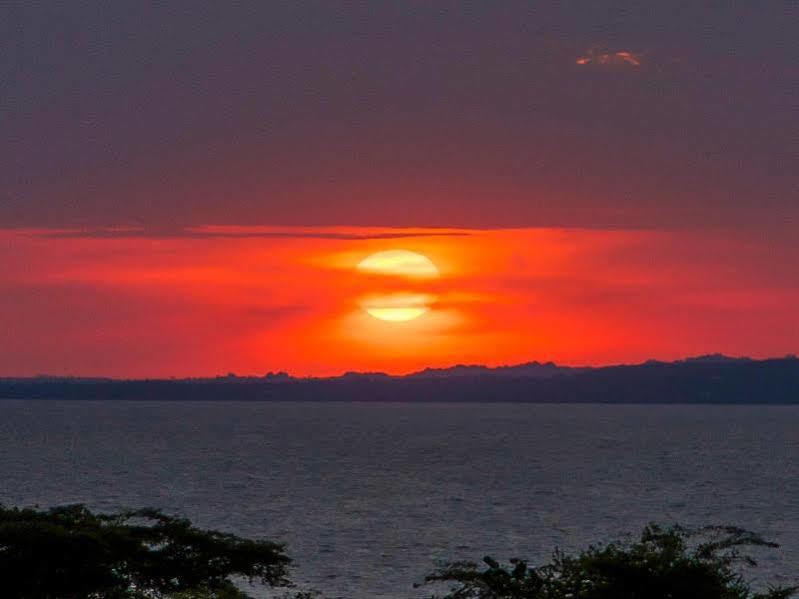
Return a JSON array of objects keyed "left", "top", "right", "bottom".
[{"left": 2, "top": 2, "right": 796, "bottom": 232}]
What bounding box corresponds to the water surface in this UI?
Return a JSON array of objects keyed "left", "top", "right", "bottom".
[{"left": 0, "top": 401, "right": 796, "bottom": 597}]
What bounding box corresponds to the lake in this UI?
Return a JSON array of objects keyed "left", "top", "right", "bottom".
[{"left": 1, "top": 401, "right": 797, "bottom": 597}]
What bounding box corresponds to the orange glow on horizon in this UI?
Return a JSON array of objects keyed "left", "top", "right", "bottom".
[{"left": 1, "top": 226, "right": 796, "bottom": 378}]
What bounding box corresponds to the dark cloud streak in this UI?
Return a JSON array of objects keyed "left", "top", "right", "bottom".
[{"left": 36, "top": 229, "right": 471, "bottom": 241}]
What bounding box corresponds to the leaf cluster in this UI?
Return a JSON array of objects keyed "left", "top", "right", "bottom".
[
  {"left": 422, "top": 524, "right": 797, "bottom": 599},
  {"left": 0, "top": 504, "right": 292, "bottom": 599}
]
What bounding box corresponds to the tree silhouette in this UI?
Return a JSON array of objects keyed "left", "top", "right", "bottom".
[{"left": 0, "top": 504, "right": 292, "bottom": 598}]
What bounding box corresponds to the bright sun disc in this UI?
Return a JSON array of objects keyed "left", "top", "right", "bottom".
[
  {"left": 356, "top": 249, "right": 439, "bottom": 279},
  {"left": 356, "top": 250, "right": 439, "bottom": 321}
]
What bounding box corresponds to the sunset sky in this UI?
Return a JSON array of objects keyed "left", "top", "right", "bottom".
[{"left": 2, "top": 3, "right": 797, "bottom": 377}]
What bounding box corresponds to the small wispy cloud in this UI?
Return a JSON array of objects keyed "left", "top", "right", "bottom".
[{"left": 576, "top": 48, "right": 642, "bottom": 67}]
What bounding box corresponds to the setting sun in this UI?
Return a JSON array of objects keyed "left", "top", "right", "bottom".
[
  {"left": 356, "top": 250, "right": 440, "bottom": 322},
  {"left": 356, "top": 249, "right": 439, "bottom": 279}
]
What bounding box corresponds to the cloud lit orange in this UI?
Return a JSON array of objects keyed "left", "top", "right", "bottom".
[{"left": 577, "top": 49, "right": 642, "bottom": 66}]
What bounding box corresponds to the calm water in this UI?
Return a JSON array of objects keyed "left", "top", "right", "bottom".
[{"left": 1, "top": 401, "right": 797, "bottom": 597}]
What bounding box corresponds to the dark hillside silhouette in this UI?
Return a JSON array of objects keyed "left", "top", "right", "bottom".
[{"left": 1, "top": 356, "right": 797, "bottom": 403}]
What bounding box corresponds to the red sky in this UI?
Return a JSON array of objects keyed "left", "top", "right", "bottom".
[{"left": 2, "top": 226, "right": 796, "bottom": 378}]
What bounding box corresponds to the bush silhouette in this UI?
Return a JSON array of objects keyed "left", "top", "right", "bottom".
[
  {"left": 421, "top": 524, "right": 797, "bottom": 599},
  {"left": 0, "top": 504, "right": 292, "bottom": 598}
]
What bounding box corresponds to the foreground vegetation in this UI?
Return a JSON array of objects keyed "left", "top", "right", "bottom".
[
  {"left": 423, "top": 524, "right": 797, "bottom": 599},
  {"left": 0, "top": 504, "right": 293, "bottom": 598},
  {"left": 0, "top": 505, "right": 795, "bottom": 599}
]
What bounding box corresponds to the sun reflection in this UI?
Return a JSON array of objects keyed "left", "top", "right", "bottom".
[{"left": 359, "top": 292, "right": 434, "bottom": 322}]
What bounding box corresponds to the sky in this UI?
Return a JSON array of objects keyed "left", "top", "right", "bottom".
[{"left": 1, "top": 2, "right": 797, "bottom": 376}]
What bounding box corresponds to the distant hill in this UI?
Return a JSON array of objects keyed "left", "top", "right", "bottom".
[
  {"left": 407, "top": 361, "right": 581, "bottom": 379},
  {"left": 677, "top": 353, "right": 754, "bottom": 364},
  {"left": 1, "top": 355, "right": 798, "bottom": 403}
]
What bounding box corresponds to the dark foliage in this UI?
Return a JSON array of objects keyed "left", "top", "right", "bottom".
[
  {"left": 0, "top": 504, "right": 292, "bottom": 598},
  {"left": 422, "top": 524, "right": 797, "bottom": 599}
]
